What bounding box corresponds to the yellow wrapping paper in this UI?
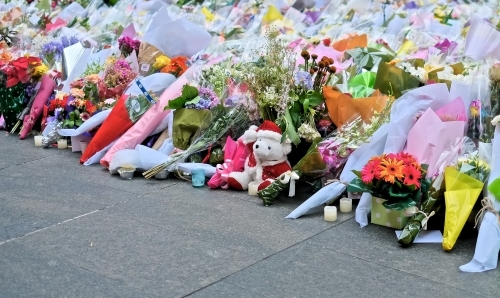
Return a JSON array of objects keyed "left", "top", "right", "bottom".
[
  {"left": 262, "top": 5, "right": 283, "bottom": 23},
  {"left": 442, "top": 167, "right": 484, "bottom": 251}
]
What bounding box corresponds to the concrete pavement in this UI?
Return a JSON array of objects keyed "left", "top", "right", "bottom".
[{"left": 0, "top": 133, "right": 498, "bottom": 297}]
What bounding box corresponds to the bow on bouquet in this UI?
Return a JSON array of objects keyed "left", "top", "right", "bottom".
[
  {"left": 1, "top": 57, "right": 43, "bottom": 88},
  {"left": 208, "top": 136, "right": 248, "bottom": 189}
]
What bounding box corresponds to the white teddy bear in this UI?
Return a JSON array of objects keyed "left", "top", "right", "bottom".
[{"left": 228, "top": 121, "right": 292, "bottom": 191}]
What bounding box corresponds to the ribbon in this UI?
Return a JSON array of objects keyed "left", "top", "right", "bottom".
[
  {"left": 135, "top": 78, "right": 156, "bottom": 104},
  {"left": 208, "top": 159, "right": 234, "bottom": 189},
  {"left": 278, "top": 171, "right": 300, "bottom": 197},
  {"left": 474, "top": 197, "right": 500, "bottom": 229},
  {"left": 403, "top": 207, "right": 435, "bottom": 230}
]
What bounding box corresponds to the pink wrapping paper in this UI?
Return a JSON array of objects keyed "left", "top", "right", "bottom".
[
  {"left": 207, "top": 136, "right": 248, "bottom": 189},
  {"left": 406, "top": 108, "right": 465, "bottom": 178},
  {"left": 100, "top": 75, "right": 190, "bottom": 168},
  {"left": 20, "top": 75, "right": 56, "bottom": 139},
  {"left": 435, "top": 97, "right": 467, "bottom": 121}
]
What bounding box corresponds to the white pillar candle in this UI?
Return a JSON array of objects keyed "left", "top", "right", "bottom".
[
  {"left": 339, "top": 197, "right": 353, "bottom": 213},
  {"left": 34, "top": 136, "right": 43, "bottom": 147},
  {"left": 57, "top": 139, "right": 68, "bottom": 149},
  {"left": 324, "top": 206, "right": 337, "bottom": 222},
  {"left": 248, "top": 182, "right": 259, "bottom": 196},
  {"left": 80, "top": 141, "right": 89, "bottom": 154}
]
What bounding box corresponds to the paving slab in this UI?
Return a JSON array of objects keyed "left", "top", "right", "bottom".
[
  {"left": 106, "top": 181, "right": 354, "bottom": 258},
  {"left": 0, "top": 241, "right": 156, "bottom": 298},
  {"left": 16, "top": 210, "right": 262, "bottom": 297},
  {"left": 222, "top": 240, "right": 483, "bottom": 298},
  {"left": 188, "top": 281, "right": 265, "bottom": 298},
  {"left": 0, "top": 206, "right": 54, "bottom": 242},
  {"left": 307, "top": 218, "right": 499, "bottom": 297},
  {"left": 0, "top": 134, "right": 58, "bottom": 170}
]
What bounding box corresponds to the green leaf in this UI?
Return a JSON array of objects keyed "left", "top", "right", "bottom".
[
  {"left": 352, "top": 170, "right": 362, "bottom": 178},
  {"left": 75, "top": 119, "right": 84, "bottom": 127},
  {"left": 382, "top": 197, "right": 416, "bottom": 210},
  {"left": 69, "top": 112, "right": 75, "bottom": 121},
  {"left": 74, "top": 110, "right": 80, "bottom": 119},
  {"left": 284, "top": 109, "right": 301, "bottom": 146},
  {"left": 347, "top": 177, "right": 368, "bottom": 193},
  {"left": 185, "top": 95, "right": 201, "bottom": 105},
  {"left": 164, "top": 95, "right": 187, "bottom": 110},
  {"left": 181, "top": 85, "right": 199, "bottom": 100}
]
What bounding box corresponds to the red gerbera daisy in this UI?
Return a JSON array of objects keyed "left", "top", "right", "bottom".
[
  {"left": 361, "top": 160, "right": 381, "bottom": 184},
  {"left": 403, "top": 165, "right": 422, "bottom": 189}
]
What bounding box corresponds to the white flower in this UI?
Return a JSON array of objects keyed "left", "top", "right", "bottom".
[{"left": 492, "top": 115, "right": 500, "bottom": 126}]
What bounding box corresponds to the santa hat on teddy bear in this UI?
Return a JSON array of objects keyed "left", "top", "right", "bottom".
[{"left": 242, "top": 120, "right": 285, "bottom": 145}]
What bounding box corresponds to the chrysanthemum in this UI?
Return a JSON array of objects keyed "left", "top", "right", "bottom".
[
  {"left": 403, "top": 166, "right": 422, "bottom": 189},
  {"left": 379, "top": 158, "right": 404, "bottom": 183}
]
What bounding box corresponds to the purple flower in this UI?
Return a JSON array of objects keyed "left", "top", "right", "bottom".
[
  {"left": 434, "top": 38, "right": 457, "bottom": 55},
  {"left": 294, "top": 71, "right": 313, "bottom": 90},
  {"left": 224, "top": 95, "right": 239, "bottom": 107},
  {"left": 199, "top": 87, "right": 220, "bottom": 108},
  {"left": 405, "top": 1, "right": 418, "bottom": 9},
  {"left": 41, "top": 41, "right": 64, "bottom": 62},
  {"left": 61, "top": 36, "right": 79, "bottom": 48}
]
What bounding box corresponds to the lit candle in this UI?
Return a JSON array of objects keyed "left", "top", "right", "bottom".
[
  {"left": 57, "top": 139, "right": 68, "bottom": 149},
  {"left": 34, "top": 136, "right": 43, "bottom": 147},
  {"left": 339, "top": 197, "right": 352, "bottom": 213},
  {"left": 248, "top": 182, "right": 259, "bottom": 196},
  {"left": 324, "top": 206, "right": 337, "bottom": 222}
]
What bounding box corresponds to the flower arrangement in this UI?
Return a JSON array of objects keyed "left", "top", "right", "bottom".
[
  {"left": 160, "top": 56, "right": 189, "bottom": 78},
  {"left": 349, "top": 152, "right": 428, "bottom": 209},
  {"left": 118, "top": 36, "right": 141, "bottom": 57},
  {"left": 103, "top": 57, "right": 136, "bottom": 90},
  {"left": 149, "top": 55, "right": 171, "bottom": 74}
]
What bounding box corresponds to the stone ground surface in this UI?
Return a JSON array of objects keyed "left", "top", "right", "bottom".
[{"left": 0, "top": 133, "right": 499, "bottom": 298}]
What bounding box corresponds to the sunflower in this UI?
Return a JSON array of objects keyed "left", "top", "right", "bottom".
[{"left": 379, "top": 157, "right": 404, "bottom": 183}]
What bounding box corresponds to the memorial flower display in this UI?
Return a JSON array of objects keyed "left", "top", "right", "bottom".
[{"left": 0, "top": 0, "right": 499, "bottom": 273}]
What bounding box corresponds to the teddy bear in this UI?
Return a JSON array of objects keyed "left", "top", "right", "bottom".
[{"left": 227, "top": 120, "right": 292, "bottom": 192}]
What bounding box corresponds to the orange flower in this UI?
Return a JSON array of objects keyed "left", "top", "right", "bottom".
[
  {"left": 379, "top": 157, "right": 404, "bottom": 183},
  {"left": 161, "top": 56, "right": 189, "bottom": 77}
]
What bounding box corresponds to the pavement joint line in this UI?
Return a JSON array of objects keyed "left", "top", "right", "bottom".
[
  {"left": 305, "top": 240, "right": 483, "bottom": 297},
  {"left": 0, "top": 154, "right": 56, "bottom": 172},
  {"left": 0, "top": 193, "right": 144, "bottom": 246},
  {"left": 181, "top": 217, "right": 353, "bottom": 297}
]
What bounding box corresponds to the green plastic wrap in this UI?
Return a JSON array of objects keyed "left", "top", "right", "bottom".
[
  {"left": 209, "top": 147, "right": 224, "bottom": 165},
  {"left": 373, "top": 62, "right": 422, "bottom": 99},
  {"left": 398, "top": 178, "right": 441, "bottom": 246},
  {"left": 0, "top": 83, "right": 25, "bottom": 131},
  {"left": 258, "top": 178, "right": 288, "bottom": 206},
  {"left": 172, "top": 108, "right": 211, "bottom": 150},
  {"left": 346, "top": 47, "right": 394, "bottom": 70}
]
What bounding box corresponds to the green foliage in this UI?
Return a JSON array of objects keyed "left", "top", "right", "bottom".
[{"left": 164, "top": 85, "right": 199, "bottom": 110}]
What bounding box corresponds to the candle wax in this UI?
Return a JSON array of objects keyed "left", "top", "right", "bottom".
[
  {"left": 340, "top": 198, "right": 353, "bottom": 213},
  {"left": 324, "top": 206, "right": 337, "bottom": 222}
]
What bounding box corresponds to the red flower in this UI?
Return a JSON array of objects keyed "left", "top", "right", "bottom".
[
  {"left": 85, "top": 101, "right": 97, "bottom": 114},
  {"left": 361, "top": 160, "right": 381, "bottom": 184},
  {"left": 403, "top": 165, "right": 422, "bottom": 189},
  {"left": 323, "top": 38, "right": 331, "bottom": 47}
]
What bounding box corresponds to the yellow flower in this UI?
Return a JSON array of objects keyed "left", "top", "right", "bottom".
[
  {"left": 153, "top": 55, "right": 171, "bottom": 70},
  {"left": 70, "top": 88, "right": 85, "bottom": 99},
  {"left": 32, "top": 64, "right": 49, "bottom": 77}
]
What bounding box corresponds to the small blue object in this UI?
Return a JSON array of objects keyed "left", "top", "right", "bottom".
[{"left": 191, "top": 169, "right": 205, "bottom": 188}]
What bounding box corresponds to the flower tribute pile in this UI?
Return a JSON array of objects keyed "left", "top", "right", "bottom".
[{"left": 1, "top": 0, "right": 500, "bottom": 273}]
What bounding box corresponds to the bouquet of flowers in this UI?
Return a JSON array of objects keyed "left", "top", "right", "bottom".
[
  {"left": 118, "top": 36, "right": 140, "bottom": 57},
  {"left": 349, "top": 152, "right": 428, "bottom": 210},
  {"left": 102, "top": 57, "right": 137, "bottom": 98}
]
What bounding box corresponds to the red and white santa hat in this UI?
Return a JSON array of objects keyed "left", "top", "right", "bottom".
[{"left": 256, "top": 120, "right": 283, "bottom": 142}]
